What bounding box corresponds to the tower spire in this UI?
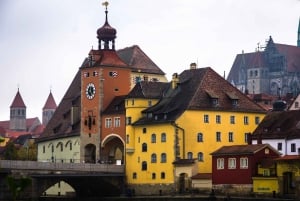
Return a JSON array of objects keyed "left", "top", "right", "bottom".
[{"left": 297, "top": 17, "right": 300, "bottom": 47}]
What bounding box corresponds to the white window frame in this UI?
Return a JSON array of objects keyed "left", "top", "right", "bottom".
[
  {"left": 105, "top": 118, "right": 112, "bottom": 128},
  {"left": 228, "top": 158, "right": 236, "bottom": 169},
  {"left": 114, "top": 117, "right": 120, "bottom": 127},
  {"left": 217, "top": 158, "right": 224, "bottom": 169},
  {"left": 240, "top": 157, "right": 248, "bottom": 169}
]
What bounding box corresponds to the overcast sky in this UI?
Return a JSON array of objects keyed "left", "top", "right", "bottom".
[{"left": 0, "top": 0, "right": 299, "bottom": 121}]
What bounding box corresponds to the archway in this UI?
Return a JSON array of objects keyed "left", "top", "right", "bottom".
[
  {"left": 100, "top": 135, "right": 124, "bottom": 164},
  {"left": 42, "top": 180, "right": 75, "bottom": 197},
  {"left": 179, "top": 173, "right": 190, "bottom": 193},
  {"left": 84, "top": 144, "right": 96, "bottom": 163}
]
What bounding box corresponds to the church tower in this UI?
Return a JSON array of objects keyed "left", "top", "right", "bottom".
[
  {"left": 42, "top": 90, "right": 57, "bottom": 126},
  {"left": 9, "top": 89, "right": 26, "bottom": 131},
  {"left": 80, "top": 2, "right": 131, "bottom": 163}
]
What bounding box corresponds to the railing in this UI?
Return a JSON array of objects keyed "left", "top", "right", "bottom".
[{"left": 0, "top": 160, "right": 124, "bottom": 173}]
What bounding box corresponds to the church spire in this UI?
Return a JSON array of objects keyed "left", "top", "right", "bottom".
[
  {"left": 42, "top": 90, "right": 57, "bottom": 126},
  {"left": 297, "top": 17, "right": 300, "bottom": 47},
  {"left": 9, "top": 88, "right": 26, "bottom": 131}
]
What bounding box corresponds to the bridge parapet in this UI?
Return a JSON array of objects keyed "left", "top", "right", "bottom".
[{"left": 0, "top": 160, "right": 124, "bottom": 174}]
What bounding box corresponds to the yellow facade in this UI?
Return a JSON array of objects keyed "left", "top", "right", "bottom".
[
  {"left": 125, "top": 97, "right": 266, "bottom": 185},
  {"left": 253, "top": 177, "right": 278, "bottom": 193}
]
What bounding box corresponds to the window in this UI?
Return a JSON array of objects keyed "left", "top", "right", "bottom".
[
  {"left": 228, "top": 158, "right": 236, "bottom": 169},
  {"left": 161, "top": 133, "right": 166, "bottom": 142},
  {"left": 230, "top": 116, "right": 235, "bottom": 124},
  {"left": 151, "top": 134, "right": 156, "bottom": 143},
  {"left": 187, "top": 152, "right": 193, "bottom": 159},
  {"left": 114, "top": 117, "right": 120, "bottom": 127},
  {"left": 277, "top": 142, "right": 282, "bottom": 151},
  {"left": 133, "top": 172, "right": 137, "bottom": 179},
  {"left": 148, "top": 100, "right": 152, "bottom": 107},
  {"left": 217, "top": 158, "right": 224, "bottom": 169},
  {"left": 263, "top": 169, "right": 270, "bottom": 176},
  {"left": 161, "top": 172, "right": 165, "bottom": 179},
  {"left": 204, "top": 114, "right": 209, "bottom": 123},
  {"left": 216, "top": 132, "right": 221, "bottom": 142},
  {"left": 197, "top": 133, "right": 203, "bottom": 142},
  {"left": 212, "top": 98, "right": 219, "bottom": 106},
  {"left": 255, "top": 116, "right": 260, "bottom": 125},
  {"left": 151, "top": 154, "right": 157, "bottom": 163},
  {"left": 291, "top": 143, "right": 296, "bottom": 152},
  {"left": 43, "top": 145, "right": 45, "bottom": 153},
  {"left": 216, "top": 115, "right": 221, "bottom": 124},
  {"left": 131, "top": 99, "right": 135, "bottom": 105},
  {"left": 142, "top": 143, "right": 147, "bottom": 152},
  {"left": 152, "top": 173, "right": 156, "bottom": 180},
  {"left": 143, "top": 128, "right": 147, "bottom": 133},
  {"left": 232, "top": 99, "right": 238, "bottom": 107},
  {"left": 244, "top": 133, "right": 249, "bottom": 143},
  {"left": 240, "top": 157, "right": 248, "bottom": 169},
  {"left": 228, "top": 132, "right": 234, "bottom": 142},
  {"left": 295, "top": 102, "right": 299, "bottom": 108},
  {"left": 244, "top": 116, "right": 249, "bottom": 125},
  {"left": 126, "top": 134, "right": 129, "bottom": 144},
  {"left": 126, "top": 117, "right": 132, "bottom": 125},
  {"left": 105, "top": 118, "right": 112, "bottom": 128},
  {"left": 142, "top": 161, "right": 147, "bottom": 171},
  {"left": 161, "top": 153, "right": 167, "bottom": 163},
  {"left": 198, "top": 152, "right": 203, "bottom": 161}
]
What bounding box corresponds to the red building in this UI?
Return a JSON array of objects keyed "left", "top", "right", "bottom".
[{"left": 211, "top": 144, "right": 280, "bottom": 193}]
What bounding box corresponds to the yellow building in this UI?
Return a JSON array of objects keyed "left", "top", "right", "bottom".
[{"left": 125, "top": 66, "right": 266, "bottom": 195}]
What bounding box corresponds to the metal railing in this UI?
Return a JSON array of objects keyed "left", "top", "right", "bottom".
[{"left": 0, "top": 160, "right": 124, "bottom": 173}]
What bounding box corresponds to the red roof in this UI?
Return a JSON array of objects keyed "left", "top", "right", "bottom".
[
  {"left": 276, "top": 155, "right": 300, "bottom": 161},
  {"left": 10, "top": 90, "right": 26, "bottom": 108},
  {"left": 43, "top": 91, "right": 57, "bottom": 109}
]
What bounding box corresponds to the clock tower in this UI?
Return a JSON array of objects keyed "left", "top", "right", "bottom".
[{"left": 80, "top": 2, "right": 130, "bottom": 163}]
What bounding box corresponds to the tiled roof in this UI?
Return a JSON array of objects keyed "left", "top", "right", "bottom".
[
  {"left": 275, "top": 155, "right": 300, "bottom": 160},
  {"left": 173, "top": 159, "right": 195, "bottom": 165},
  {"left": 126, "top": 81, "right": 169, "bottom": 99},
  {"left": 252, "top": 110, "right": 300, "bottom": 140},
  {"left": 10, "top": 90, "right": 26, "bottom": 108},
  {"left": 191, "top": 173, "right": 212, "bottom": 180},
  {"left": 134, "top": 67, "right": 265, "bottom": 125},
  {"left": 43, "top": 91, "right": 57, "bottom": 109},
  {"left": 37, "top": 71, "right": 81, "bottom": 142},
  {"left": 102, "top": 95, "right": 126, "bottom": 115},
  {"left": 117, "top": 45, "right": 165, "bottom": 75},
  {"left": 211, "top": 144, "right": 276, "bottom": 156}
]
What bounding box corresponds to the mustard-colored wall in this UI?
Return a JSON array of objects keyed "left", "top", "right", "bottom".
[
  {"left": 176, "top": 110, "right": 265, "bottom": 173},
  {"left": 130, "top": 73, "right": 168, "bottom": 89},
  {"left": 277, "top": 161, "right": 300, "bottom": 177},
  {"left": 253, "top": 177, "right": 278, "bottom": 193},
  {"left": 37, "top": 136, "right": 80, "bottom": 163}
]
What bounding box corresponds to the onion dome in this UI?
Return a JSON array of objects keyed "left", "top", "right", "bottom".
[{"left": 97, "top": 2, "right": 116, "bottom": 50}]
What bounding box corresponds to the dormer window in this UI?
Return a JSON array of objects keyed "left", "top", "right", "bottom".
[
  {"left": 154, "top": 115, "right": 158, "bottom": 120},
  {"left": 147, "top": 113, "right": 153, "bottom": 118},
  {"left": 164, "top": 114, "right": 167, "bottom": 120},
  {"left": 232, "top": 99, "right": 238, "bottom": 107},
  {"left": 206, "top": 90, "right": 219, "bottom": 107},
  {"left": 226, "top": 92, "right": 239, "bottom": 107},
  {"left": 212, "top": 98, "right": 219, "bottom": 106}
]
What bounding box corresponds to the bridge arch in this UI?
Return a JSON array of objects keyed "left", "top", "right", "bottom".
[{"left": 100, "top": 134, "right": 124, "bottom": 164}]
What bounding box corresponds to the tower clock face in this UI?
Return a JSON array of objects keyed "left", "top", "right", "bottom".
[{"left": 85, "top": 83, "right": 96, "bottom": 100}]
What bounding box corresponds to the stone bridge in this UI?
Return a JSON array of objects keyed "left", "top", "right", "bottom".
[{"left": 0, "top": 160, "right": 125, "bottom": 199}]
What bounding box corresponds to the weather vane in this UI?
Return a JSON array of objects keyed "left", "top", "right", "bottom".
[{"left": 102, "top": 1, "right": 109, "bottom": 11}]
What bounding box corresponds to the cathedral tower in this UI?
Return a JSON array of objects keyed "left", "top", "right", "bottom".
[{"left": 9, "top": 89, "right": 26, "bottom": 131}]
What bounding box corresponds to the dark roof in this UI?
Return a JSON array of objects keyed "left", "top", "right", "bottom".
[
  {"left": 126, "top": 81, "right": 169, "bottom": 99},
  {"left": 173, "top": 159, "right": 195, "bottom": 165},
  {"left": 134, "top": 67, "right": 265, "bottom": 125},
  {"left": 211, "top": 144, "right": 277, "bottom": 156},
  {"left": 37, "top": 71, "right": 81, "bottom": 142},
  {"left": 191, "top": 173, "right": 212, "bottom": 180},
  {"left": 102, "top": 96, "right": 126, "bottom": 115},
  {"left": 10, "top": 90, "right": 26, "bottom": 108},
  {"left": 43, "top": 91, "right": 57, "bottom": 110},
  {"left": 252, "top": 110, "right": 300, "bottom": 140},
  {"left": 117, "top": 45, "right": 165, "bottom": 75}
]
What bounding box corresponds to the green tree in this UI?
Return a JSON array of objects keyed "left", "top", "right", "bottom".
[
  {"left": 3, "top": 141, "right": 18, "bottom": 160},
  {"left": 6, "top": 175, "right": 32, "bottom": 201},
  {"left": 17, "top": 141, "right": 37, "bottom": 161}
]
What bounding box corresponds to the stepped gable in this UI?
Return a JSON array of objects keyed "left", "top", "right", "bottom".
[
  {"left": 117, "top": 45, "right": 165, "bottom": 75},
  {"left": 252, "top": 110, "right": 300, "bottom": 140},
  {"left": 211, "top": 144, "right": 277, "bottom": 156},
  {"left": 127, "top": 81, "right": 169, "bottom": 99},
  {"left": 43, "top": 91, "right": 57, "bottom": 109},
  {"left": 37, "top": 71, "right": 81, "bottom": 142},
  {"left": 134, "top": 67, "right": 265, "bottom": 125},
  {"left": 102, "top": 95, "right": 126, "bottom": 115},
  {"left": 10, "top": 90, "right": 26, "bottom": 108}
]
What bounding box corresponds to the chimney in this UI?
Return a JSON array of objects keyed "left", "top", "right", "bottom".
[
  {"left": 190, "top": 62, "right": 197, "bottom": 69},
  {"left": 172, "top": 73, "right": 179, "bottom": 89}
]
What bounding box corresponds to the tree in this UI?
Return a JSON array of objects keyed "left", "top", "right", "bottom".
[
  {"left": 17, "top": 141, "right": 37, "bottom": 161},
  {"left": 6, "top": 175, "right": 31, "bottom": 201},
  {"left": 3, "top": 141, "right": 18, "bottom": 160}
]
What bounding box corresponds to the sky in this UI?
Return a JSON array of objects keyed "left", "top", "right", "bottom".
[{"left": 0, "top": 0, "right": 299, "bottom": 121}]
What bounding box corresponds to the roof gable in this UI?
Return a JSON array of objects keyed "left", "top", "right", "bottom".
[
  {"left": 43, "top": 91, "right": 57, "bottom": 109},
  {"left": 10, "top": 90, "right": 26, "bottom": 108}
]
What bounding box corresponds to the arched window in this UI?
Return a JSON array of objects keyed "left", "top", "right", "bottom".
[
  {"left": 126, "top": 134, "right": 129, "bottom": 144},
  {"left": 152, "top": 173, "right": 156, "bottom": 179},
  {"left": 161, "top": 153, "right": 167, "bottom": 163},
  {"left": 161, "top": 172, "right": 165, "bottom": 179},
  {"left": 142, "top": 161, "right": 147, "bottom": 171},
  {"left": 142, "top": 143, "right": 147, "bottom": 152},
  {"left": 198, "top": 152, "right": 204, "bottom": 161},
  {"left": 151, "top": 153, "right": 157, "bottom": 163},
  {"left": 151, "top": 134, "right": 156, "bottom": 143},
  {"left": 133, "top": 172, "right": 137, "bottom": 179},
  {"left": 187, "top": 152, "right": 193, "bottom": 159},
  {"left": 56, "top": 142, "right": 63, "bottom": 152},
  {"left": 161, "top": 133, "right": 166, "bottom": 142},
  {"left": 197, "top": 133, "right": 203, "bottom": 142}
]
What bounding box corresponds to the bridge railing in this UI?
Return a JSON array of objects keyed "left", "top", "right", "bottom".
[{"left": 0, "top": 160, "right": 124, "bottom": 173}]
